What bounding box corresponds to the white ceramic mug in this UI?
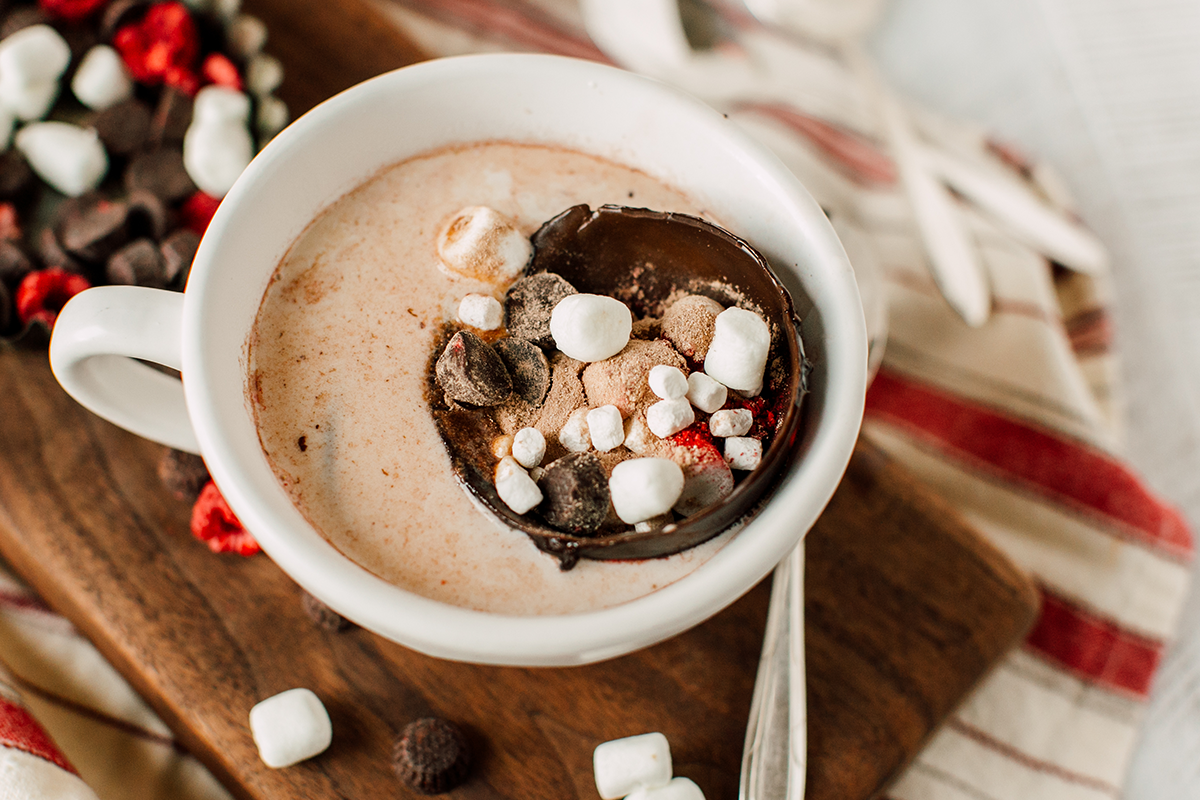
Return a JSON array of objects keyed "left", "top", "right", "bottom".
[{"left": 49, "top": 54, "right": 866, "bottom": 666}]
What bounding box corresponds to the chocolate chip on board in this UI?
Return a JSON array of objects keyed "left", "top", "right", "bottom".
[
  {"left": 435, "top": 330, "right": 512, "bottom": 407},
  {"left": 36, "top": 227, "right": 83, "bottom": 273},
  {"left": 393, "top": 718, "right": 472, "bottom": 795},
  {"left": 492, "top": 336, "right": 551, "bottom": 407},
  {"left": 0, "top": 280, "right": 12, "bottom": 333},
  {"left": 149, "top": 86, "right": 194, "bottom": 146},
  {"left": 0, "top": 6, "right": 49, "bottom": 38},
  {"left": 160, "top": 227, "right": 200, "bottom": 285},
  {"left": 125, "top": 148, "right": 196, "bottom": 202},
  {"left": 300, "top": 590, "right": 354, "bottom": 632},
  {"left": 57, "top": 194, "right": 129, "bottom": 263},
  {"left": 0, "top": 149, "right": 34, "bottom": 201},
  {"left": 106, "top": 238, "right": 166, "bottom": 288},
  {"left": 0, "top": 239, "right": 32, "bottom": 286},
  {"left": 536, "top": 451, "right": 611, "bottom": 535},
  {"left": 126, "top": 189, "right": 171, "bottom": 241},
  {"left": 90, "top": 98, "right": 152, "bottom": 157},
  {"left": 504, "top": 272, "right": 577, "bottom": 348}
]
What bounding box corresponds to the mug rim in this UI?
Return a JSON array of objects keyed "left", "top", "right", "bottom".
[{"left": 182, "top": 53, "right": 867, "bottom": 666}]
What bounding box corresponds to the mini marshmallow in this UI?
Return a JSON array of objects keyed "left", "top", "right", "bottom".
[
  {"left": 685, "top": 371, "right": 727, "bottom": 414},
  {"left": 627, "top": 777, "right": 707, "bottom": 800},
  {"left": 0, "top": 76, "right": 58, "bottom": 121},
  {"left": 248, "top": 688, "right": 332, "bottom": 769},
  {"left": 559, "top": 408, "right": 591, "bottom": 453},
  {"left": 193, "top": 84, "right": 252, "bottom": 123},
  {"left": 704, "top": 307, "right": 770, "bottom": 395},
  {"left": 437, "top": 206, "right": 531, "bottom": 283},
  {"left": 609, "top": 459, "right": 685, "bottom": 524},
  {"left": 457, "top": 293, "right": 503, "bottom": 330},
  {"left": 213, "top": 0, "right": 241, "bottom": 21},
  {"left": 225, "top": 13, "right": 268, "bottom": 60},
  {"left": 245, "top": 53, "right": 284, "bottom": 97},
  {"left": 648, "top": 364, "right": 688, "bottom": 400},
  {"left": 14, "top": 122, "right": 107, "bottom": 196},
  {"left": 709, "top": 408, "right": 753, "bottom": 438},
  {"left": 587, "top": 405, "right": 625, "bottom": 452},
  {"left": 184, "top": 86, "right": 253, "bottom": 197},
  {"left": 512, "top": 427, "right": 545, "bottom": 468},
  {"left": 593, "top": 732, "right": 673, "bottom": 800},
  {"left": 255, "top": 95, "right": 289, "bottom": 143},
  {"left": 491, "top": 434, "right": 513, "bottom": 459},
  {"left": 495, "top": 456, "right": 542, "bottom": 514},
  {"left": 724, "top": 437, "right": 763, "bottom": 471},
  {"left": 0, "top": 25, "right": 70, "bottom": 85},
  {"left": 623, "top": 415, "right": 653, "bottom": 455},
  {"left": 646, "top": 397, "right": 695, "bottom": 439},
  {"left": 549, "top": 293, "right": 632, "bottom": 362},
  {"left": 71, "top": 45, "right": 132, "bottom": 111}
]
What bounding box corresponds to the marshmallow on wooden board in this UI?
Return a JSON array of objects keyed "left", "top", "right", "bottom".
[
  {"left": 225, "top": 13, "right": 267, "bottom": 60},
  {"left": 646, "top": 397, "right": 694, "bottom": 439},
  {"left": 609, "top": 458, "right": 684, "bottom": 524},
  {"left": 648, "top": 364, "right": 688, "bottom": 400},
  {"left": 627, "top": 777, "right": 706, "bottom": 800},
  {"left": 724, "top": 437, "right": 763, "bottom": 471},
  {"left": 14, "top": 122, "right": 107, "bottom": 196},
  {"left": 593, "top": 732, "right": 673, "bottom": 800},
  {"left": 256, "top": 95, "right": 288, "bottom": 143},
  {"left": 559, "top": 408, "right": 591, "bottom": 453},
  {"left": 0, "top": 25, "right": 70, "bottom": 86},
  {"left": 494, "top": 456, "right": 542, "bottom": 514},
  {"left": 512, "top": 426, "right": 545, "bottom": 468},
  {"left": 248, "top": 688, "right": 332, "bottom": 768},
  {"left": 457, "top": 293, "right": 503, "bottom": 330},
  {"left": 704, "top": 307, "right": 770, "bottom": 395},
  {"left": 71, "top": 45, "right": 133, "bottom": 111},
  {"left": 183, "top": 86, "right": 253, "bottom": 197},
  {"left": 245, "top": 53, "right": 284, "bottom": 97},
  {"left": 549, "top": 293, "right": 632, "bottom": 362},
  {"left": 587, "top": 404, "right": 625, "bottom": 452},
  {"left": 0, "top": 76, "right": 57, "bottom": 121},
  {"left": 437, "top": 206, "right": 531, "bottom": 284},
  {"left": 709, "top": 408, "right": 753, "bottom": 438},
  {"left": 685, "top": 371, "right": 727, "bottom": 414}
]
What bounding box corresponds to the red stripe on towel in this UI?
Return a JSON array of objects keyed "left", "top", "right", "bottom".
[{"left": 0, "top": 695, "right": 77, "bottom": 774}]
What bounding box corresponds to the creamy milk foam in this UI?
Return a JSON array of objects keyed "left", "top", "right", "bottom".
[{"left": 249, "top": 142, "right": 733, "bottom": 616}]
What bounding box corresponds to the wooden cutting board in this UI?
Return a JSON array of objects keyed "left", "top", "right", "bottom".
[{"left": 0, "top": 3, "right": 1039, "bottom": 798}]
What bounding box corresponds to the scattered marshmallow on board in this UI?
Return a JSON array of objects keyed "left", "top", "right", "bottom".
[
  {"left": 71, "top": 45, "right": 133, "bottom": 111},
  {"left": 182, "top": 85, "right": 254, "bottom": 197},
  {"left": 0, "top": 25, "right": 70, "bottom": 121},
  {"left": 248, "top": 688, "right": 332, "bottom": 769},
  {"left": 14, "top": 122, "right": 107, "bottom": 197},
  {"left": 593, "top": 732, "right": 705, "bottom": 800}
]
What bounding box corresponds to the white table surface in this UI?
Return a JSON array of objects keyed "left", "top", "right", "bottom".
[{"left": 868, "top": 1, "right": 1200, "bottom": 796}]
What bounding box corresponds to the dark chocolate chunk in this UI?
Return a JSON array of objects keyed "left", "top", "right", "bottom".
[
  {"left": 0, "top": 149, "right": 34, "bottom": 201},
  {"left": 504, "top": 272, "right": 576, "bottom": 348},
  {"left": 106, "top": 238, "right": 166, "bottom": 287},
  {"left": 90, "top": 98, "right": 152, "bottom": 157},
  {"left": 492, "top": 337, "right": 550, "bottom": 407},
  {"left": 55, "top": 22, "right": 97, "bottom": 64},
  {"left": 100, "top": 0, "right": 149, "bottom": 39},
  {"left": 0, "top": 239, "right": 33, "bottom": 286},
  {"left": 160, "top": 227, "right": 200, "bottom": 284},
  {"left": 1, "top": 7, "right": 49, "bottom": 38},
  {"left": 36, "top": 227, "right": 83, "bottom": 273},
  {"left": 125, "top": 148, "right": 196, "bottom": 202},
  {"left": 435, "top": 330, "right": 511, "bottom": 407},
  {"left": 149, "top": 87, "right": 193, "bottom": 146},
  {"left": 57, "top": 194, "right": 129, "bottom": 263},
  {"left": 536, "top": 452, "right": 610, "bottom": 535},
  {"left": 393, "top": 718, "right": 472, "bottom": 795},
  {"left": 0, "top": 279, "right": 11, "bottom": 333},
  {"left": 126, "top": 189, "right": 171, "bottom": 241},
  {"left": 157, "top": 448, "right": 209, "bottom": 501},
  {"left": 301, "top": 590, "right": 354, "bottom": 632}
]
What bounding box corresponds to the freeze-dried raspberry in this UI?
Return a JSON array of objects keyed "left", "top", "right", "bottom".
[
  {"left": 39, "top": 0, "right": 108, "bottom": 22},
  {"left": 190, "top": 481, "right": 260, "bottom": 556},
  {"left": 113, "top": 2, "right": 199, "bottom": 86},
  {"left": 15, "top": 268, "right": 91, "bottom": 328},
  {"left": 202, "top": 52, "right": 242, "bottom": 90},
  {"left": 181, "top": 190, "right": 220, "bottom": 235}
]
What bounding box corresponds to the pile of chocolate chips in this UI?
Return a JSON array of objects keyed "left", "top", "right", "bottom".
[{"left": 0, "top": 0, "right": 284, "bottom": 341}]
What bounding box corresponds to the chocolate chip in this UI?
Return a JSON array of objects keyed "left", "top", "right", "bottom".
[
  {"left": 504, "top": 272, "right": 577, "bottom": 348},
  {"left": 393, "top": 718, "right": 472, "bottom": 795},
  {"left": 0, "top": 280, "right": 11, "bottom": 334},
  {"left": 492, "top": 337, "right": 550, "bottom": 407},
  {"left": 435, "top": 330, "right": 512, "bottom": 407},
  {"left": 57, "top": 194, "right": 129, "bottom": 263},
  {"left": 36, "top": 227, "right": 83, "bottom": 273},
  {"left": 149, "top": 87, "right": 193, "bottom": 146},
  {"left": 126, "top": 189, "right": 171, "bottom": 241},
  {"left": 160, "top": 227, "right": 200, "bottom": 285},
  {"left": 0, "top": 149, "right": 34, "bottom": 202},
  {"left": 536, "top": 452, "right": 610, "bottom": 535},
  {"left": 90, "top": 98, "right": 152, "bottom": 157},
  {"left": 158, "top": 448, "right": 210, "bottom": 501},
  {"left": 125, "top": 148, "right": 196, "bottom": 202},
  {"left": 1, "top": 7, "right": 49, "bottom": 38},
  {"left": 0, "top": 239, "right": 33, "bottom": 287},
  {"left": 100, "top": 0, "right": 149, "bottom": 39},
  {"left": 300, "top": 590, "right": 354, "bottom": 632},
  {"left": 106, "top": 238, "right": 166, "bottom": 287},
  {"left": 55, "top": 22, "right": 97, "bottom": 63}
]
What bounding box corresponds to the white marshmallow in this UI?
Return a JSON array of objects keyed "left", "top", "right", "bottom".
[
  {"left": 685, "top": 371, "right": 727, "bottom": 414},
  {"left": 593, "top": 732, "right": 673, "bottom": 800},
  {"left": 71, "top": 45, "right": 132, "bottom": 111},
  {"left": 587, "top": 405, "right": 625, "bottom": 452},
  {"left": 704, "top": 307, "right": 770, "bottom": 394},
  {"left": 193, "top": 84, "right": 252, "bottom": 123},
  {"left": 457, "top": 293, "right": 503, "bottom": 330},
  {"left": 248, "top": 688, "right": 332, "bottom": 769},
  {"left": 709, "top": 408, "right": 753, "bottom": 438},
  {"left": 437, "top": 205, "right": 531, "bottom": 283},
  {"left": 494, "top": 456, "right": 543, "bottom": 514},
  {"left": 512, "top": 427, "right": 545, "bottom": 468},
  {"left": 255, "top": 95, "right": 289, "bottom": 143},
  {"left": 609, "top": 459, "right": 685, "bottom": 524},
  {"left": 245, "top": 53, "right": 283, "bottom": 97},
  {"left": 623, "top": 415, "right": 653, "bottom": 455},
  {"left": 14, "top": 122, "right": 107, "bottom": 196},
  {"left": 648, "top": 364, "right": 688, "bottom": 400},
  {"left": 646, "top": 397, "right": 695, "bottom": 439},
  {"left": 559, "top": 408, "right": 591, "bottom": 453},
  {"left": 0, "top": 76, "right": 58, "bottom": 121},
  {"left": 225, "top": 13, "right": 268, "bottom": 60},
  {"left": 549, "top": 293, "right": 632, "bottom": 362},
  {"left": 724, "top": 437, "right": 763, "bottom": 471},
  {"left": 183, "top": 87, "right": 254, "bottom": 197},
  {"left": 491, "top": 434, "right": 513, "bottom": 459},
  {"left": 213, "top": 0, "right": 241, "bottom": 21},
  {"left": 0, "top": 25, "right": 70, "bottom": 85},
  {"left": 627, "top": 777, "right": 707, "bottom": 800}
]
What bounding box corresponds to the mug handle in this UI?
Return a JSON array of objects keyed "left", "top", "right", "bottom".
[{"left": 49, "top": 286, "right": 201, "bottom": 454}]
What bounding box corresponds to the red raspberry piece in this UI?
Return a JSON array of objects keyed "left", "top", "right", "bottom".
[
  {"left": 163, "top": 64, "right": 201, "bottom": 96},
  {"left": 39, "top": 0, "right": 107, "bottom": 22},
  {"left": 670, "top": 420, "right": 715, "bottom": 450},
  {"left": 113, "top": 2, "right": 199, "bottom": 86},
  {"left": 0, "top": 203, "right": 20, "bottom": 241},
  {"left": 15, "top": 268, "right": 91, "bottom": 328},
  {"left": 181, "top": 190, "right": 220, "bottom": 235},
  {"left": 190, "top": 481, "right": 261, "bottom": 556},
  {"left": 202, "top": 53, "right": 243, "bottom": 91}
]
